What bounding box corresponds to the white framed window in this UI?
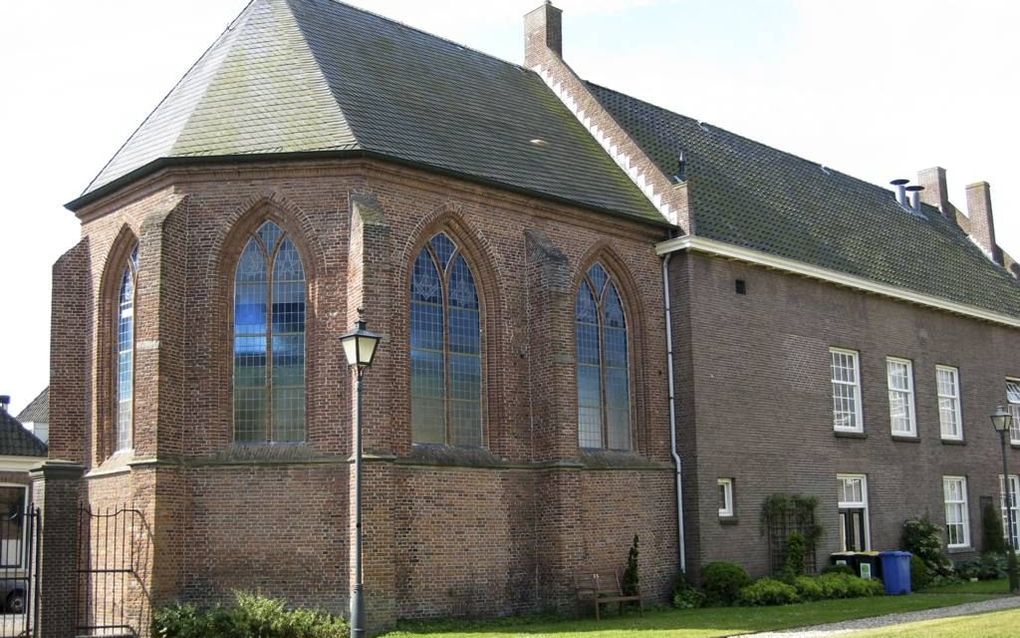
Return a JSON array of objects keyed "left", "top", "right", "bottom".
[
  {"left": 837, "top": 474, "right": 870, "bottom": 551},
  {"left": 831, "top": 349, "right": 863, "bottom": 433},
  {"left": 0, "top": 485, "right": 27, "bottom": 569},
  {"left": 718, "top": 478, "right": 734, "bottom": 518},
  {"left": 937, "top": 366, "right": 963, "bottom": 440},
  {"left": 1000, "top": 474, "right": 1019, "bottom": 552},
  {"left": 886, "top": 358, "right": 916, "bottom": 437},
  {"left": 943, "top": 476, "right": 970, "bottom": 548},
  {"left": 1007, "top": 379, "right": 1020, "bottom": 445}
]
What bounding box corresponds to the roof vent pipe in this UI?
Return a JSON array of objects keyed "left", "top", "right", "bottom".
[
  {"left": 906, "top": 185, "right": 925, "bottom": 213},
  {"left": 0, "top": 396, "right": 8, "bottom": 413},
  {"left": 890, "top": 179, "right": 909, "bottom": 206}
]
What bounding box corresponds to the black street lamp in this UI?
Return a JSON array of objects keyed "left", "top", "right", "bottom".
[
  {"left": 991, "top": 405, "right": 1019, "bottom": 594},
  {"left": 341, "top": 311, "right": 382, "bottom": 638}
]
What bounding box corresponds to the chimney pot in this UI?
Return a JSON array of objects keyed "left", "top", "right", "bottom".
[
  {"left": 906, "top": 185, "right": 924, "bottom": 213},
  {"left": 0, "top": 396, "right": 9, "bottom": 412},
  {"left": 890, "top": 179, "right": 909, "bottom": 206},
  {"left": 524, "top": 1, "right": 563, "bottom": 67}
]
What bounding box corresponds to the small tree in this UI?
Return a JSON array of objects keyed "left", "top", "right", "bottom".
[
  {"left": 982, "top": 500, "right": 1007, "bottom": 555},
  {"left": 622, "top": 535, "right": 640, "bottom": 596},
  {"left": 782, "top": 532, "right": 807, "bottom": 582}
]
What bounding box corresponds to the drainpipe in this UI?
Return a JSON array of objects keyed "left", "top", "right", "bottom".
[{"left": 662, "top": 253, "right": 687, "bottom": 572}]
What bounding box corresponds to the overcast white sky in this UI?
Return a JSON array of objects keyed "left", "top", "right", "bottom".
[{"left": 1, "top": 0, "right": 1017, "bottom": 415}]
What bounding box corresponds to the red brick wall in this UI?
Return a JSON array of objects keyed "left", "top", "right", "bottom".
[{"left": 673, "top": 252, "right": 1020, "bottom": 579}]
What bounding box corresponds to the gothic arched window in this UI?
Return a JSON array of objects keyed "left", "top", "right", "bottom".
[
  {"left": 410, "top": 232, "right": 483, "bottom": 446},
  {"left": 576, "top": 263, "right": 631, "bottom": 450},
  {"left": 115, "top": 246, "right": 139, "bottom": 452},
  {"left": 233, "top": 221, "right": 306, "bottom": 443}
]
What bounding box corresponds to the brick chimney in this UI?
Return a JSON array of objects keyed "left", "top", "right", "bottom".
[
  {"left": 525, "top": 1, "right": 562, "bottom": 67},
  {"left": 965, "top": 181, "right": 1002, "bottom": 265},
  {"left": 917, "top": 167, "right": 951, "bottom": 219}
]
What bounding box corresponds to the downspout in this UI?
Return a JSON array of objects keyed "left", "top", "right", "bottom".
[{"left": 662, "top": 252, "right": 686, "bottom": 572}]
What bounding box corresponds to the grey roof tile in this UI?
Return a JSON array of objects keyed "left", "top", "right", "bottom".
[
  {"left": 0, "top": 411, "right": 47, "bottom": 458},
  {"left": 587, "top": 82, "right": 1020, "bottom": 318},
  {"left": 15, "top": 388, "right": 47, "bottom": 424},
  {"left": 80, "top": 0, "right": 661, "bottom": 224}
]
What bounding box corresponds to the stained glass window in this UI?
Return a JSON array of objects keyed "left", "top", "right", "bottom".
[
  {"left": 576, "top": 264, "right": 631, "bottom": 450},
  {"left": 410, "top": 232, "right": 482, "bottom": 446},
  {"left": 234, "top": 221, "right": 306, "bottom": 443},
  {"left": 115, "top": 246, "right": 139, "bottom": 452}
]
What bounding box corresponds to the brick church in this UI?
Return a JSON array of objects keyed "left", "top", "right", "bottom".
[{"left": 41, "top": 0, "right": 1020, "bottom": 633}]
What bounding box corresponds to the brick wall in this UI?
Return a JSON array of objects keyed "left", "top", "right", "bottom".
[
  {"left": 673, "top": 252, "right": 1020, "bottom": 579},
  {"left": 56, "top": 157, "right": 678, "bottom": 628}
]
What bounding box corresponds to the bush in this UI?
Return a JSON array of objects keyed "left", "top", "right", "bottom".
[
  {"left": 736, "top": 578, "right": 800, "bottom": 606},
  {"left": 701, "top": 561, "right": 752, "bottom": 606},
  {"left": 782, "top": 533, "right": 806, "bottom": 581},
  {"left": 902, "top": 517, "right": 951, "bottom": 577},
  {"left": 955, "top": 553, "right": 1007, "bottom": 581},
  {"left": 792, "top": 575, "right": 824, "bottom": 601},
  {"left": 672, "top": 571, "right": 705, "bottom": 609},
  {"left": 622, "top": 535, "right": 640, "bottom": 596},
  {"left": 820, "top": 563, "right": 855, "bottom": 576},
  {"left": 910, "top": 555, "right": 931, "bottom": 590},
  {"left": 153, "top": 592, "right": 349, "bottom": 638},
  {"left": 982, "top": 501, "right": 1008, "bottom": 555},
  {"left": 814, "top": 573, "right": 883, "bottom": 599}
]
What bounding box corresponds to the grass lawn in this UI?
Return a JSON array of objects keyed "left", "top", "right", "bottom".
[
  {"left": 921, "top": 578, "right": 1014, "bottom": 595},
  {"left": 847, "top": 607, "right": 1020, "bottom": 637},
  {"left": 384, "top": 592, "right": 1003, "bottom": 638}
]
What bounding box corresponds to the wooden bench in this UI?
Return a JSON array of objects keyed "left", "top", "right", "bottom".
[{"left": 574, "top": 570, "right": 642, "bottom": 620}]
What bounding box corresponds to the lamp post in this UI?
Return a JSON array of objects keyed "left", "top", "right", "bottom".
[
  {"left": 341, "top": 311, "right": 382, "bottom": 638},
  {"left": 991, "top": 406, "right": 1019, "bottom": 594}
]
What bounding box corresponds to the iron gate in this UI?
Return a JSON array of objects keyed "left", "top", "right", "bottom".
[
  {"left": 0, "top": 503, "right": 39, "bottom": 638},
  {"left": 76, "top": 506, "right": 149, "bottom": 638}
]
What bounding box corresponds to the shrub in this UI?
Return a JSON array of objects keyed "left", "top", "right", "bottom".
[
  {"left": 672, "top": 572, "right": 705, "bottom": 609},
  {"left": 782, "top": 533, "right": 806, "bottom": 581},
  {"left": 701, "top": 561, "right": 752, "bottom": 606},
  {"left": 736, "top": 578, "right": 800, "bottom": 606},
  {"left": 153, "top": 592, "right": 349, "bottom": 638},
  {"left": 820, "top": 563, "right": 855, "bottom": 576},
  {"left": 814, "top": 573, "right": 882, "bottom": 599},
  {"left": 792, "top": 575, "right": 824, "bottom": 601},
  {"left": 902, "top": 517, "right": 951, "bottom": 577},
  {"left": 910, "top": 555, "right": 931, "bottom": 590},
  {"left": 982, "top": 501, "right": 1008, "bottom": 555},
  {"left": 979, "top": 553, "right": 1008, "bottom": 580},
  {"left": 622, "top": 535, "right": 640, "bottom": 596}
]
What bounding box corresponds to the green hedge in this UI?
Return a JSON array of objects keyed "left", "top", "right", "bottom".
[
  {"left": 153, "top": 591, "right": 348, "bottom": 638},
  {"left": 736, "top": 578, "right": 800, "bottom": 606}
]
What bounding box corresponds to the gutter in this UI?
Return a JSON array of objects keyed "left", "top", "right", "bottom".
[{"left": 662, "top": 253, "right": 686, "bottom": 573}]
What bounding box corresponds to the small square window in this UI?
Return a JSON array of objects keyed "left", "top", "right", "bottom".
[{"left": 718, "top": 478, "right": 734, "bottom": 518}]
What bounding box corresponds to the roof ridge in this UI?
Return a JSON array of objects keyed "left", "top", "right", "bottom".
[
  {"left": 82, "top": 0, "right": 259, "bottom": 194},
  {"left": 309, "top": 0, "right": 529, "bottom": 72}
]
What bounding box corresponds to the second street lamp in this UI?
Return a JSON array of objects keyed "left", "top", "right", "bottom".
[
  {"left": 341, "top": 311, "right": 382, "bottom": 638},
  {"left": 991, "top": 405, "right": 1019, "bottom": 594}
]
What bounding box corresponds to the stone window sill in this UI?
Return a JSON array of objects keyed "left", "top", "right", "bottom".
[
  {"left": 891, "top": 435, "right": 920, "bottom": 443},
  {"left": 834, "top": 430, "right": 867, "bottom": 440},
  {"left": 719, "top": 516, "right": 739, "bottom": 526}
]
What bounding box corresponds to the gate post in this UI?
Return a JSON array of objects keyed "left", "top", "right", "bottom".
[{"left": 30, "top": 460, "right": 84, "bottom": 638}]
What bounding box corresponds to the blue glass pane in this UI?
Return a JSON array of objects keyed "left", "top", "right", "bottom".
[
  {"left": 450, "top": 354, "right": 481, "bottom": 401},
  {"left": 411, "top": 349, "right": 445, "bottom": 399},
  {"left": 411, "top": 301, "right": 444, "bottom": 351},
  {"left": 257, "top": 221, "right": 283, "bottom": 255},
  {"left": 116, "top": 259, "right": 135, "bottom": 452},
  {"left": 577, "top": 364, "right": 602, "bottom": 448},
  {"left": 129, "top": 245, "right": 139, "bottom": 272},
  {"left": 451, "top": 400, "right": 482, "bottom": 447},
  {"left": 449, "top": 308, "right": 480, "bottom": 355},
  {"left": 430, "top": 233, "right": 456, "bottom": 272},
  {"left": 575, "top": 281, "right": 597, "bottom": 323},
  {"left": 412, "top": 251, "right": 442, "bottom": 304},
  {"left": 604, "top": 327, "right": 627, "bottom": 368},
  {"left": 272, "top": 386, "right": 305, "bottom": 443},
  {"left": 448, "top": 255, "right": 478, "bottom": 309},
  {"left": 271, "top": 282, "right": 305, "bottom": 334},
  {"left": 273, "top": 238, "right": 305, "bottom": 281},
  {"left": 235, "top": 284, "right": 267, "bottom": 335},
  {"left": 236, "top": 238, "right": 267, "bottom": 283},
  {"left": 234, "top": 388, "right": 267, "bottom": 442},
  {"left": 411, "top": 349, "right": 445, "bottom": 444},
  {"left": 603, "top": 283, "right": 626, "bottom": 329},
  {"left": 272, "top": 334, "right": 305, "bottom": 371},
  {"left": 588, "top": 264, "right": 608, "bottom": 299}
]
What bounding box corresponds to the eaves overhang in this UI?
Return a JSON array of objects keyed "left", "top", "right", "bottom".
[
  {"left": 65, "top": 151, "right": 673, "bottom": 230},
  {"left": 658, "top": 234, "right": 1020, "bottom": 330}
]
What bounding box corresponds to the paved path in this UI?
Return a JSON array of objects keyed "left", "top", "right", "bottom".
[{"left": 745, "top": 596, "right": 1020, "bottom": 637}]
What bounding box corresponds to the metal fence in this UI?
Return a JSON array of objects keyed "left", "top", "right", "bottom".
[{"left": 0, "top": 500, "right": 39, "bottom": 638}]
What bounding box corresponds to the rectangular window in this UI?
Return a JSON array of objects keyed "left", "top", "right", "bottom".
[
  {"left": 943, "top": 476, "right": 970, "bottom": 548},
  {"left": 937, "top": 366, "right": 963, "bottom": 440},
  {"left": 831, "top": 349, "right": 863, "bottom": 433},
  {"left": 837, "top": 474, "right": 870, "bottom": 551},
  {"left": 718, "top": 478, "right": 734, "bottom": 518},
  {"left": 1000, "top": 474, "right": 1020, "bottom": 552},
  {"left": 887, "top": 358, "right": 916, "bottom": 436},
  {"left": 1007, "top": 379, "right": 1020, "bottom": 445},
  {"left": 0, "top": 485, "right": 26, "bottom": 569}
]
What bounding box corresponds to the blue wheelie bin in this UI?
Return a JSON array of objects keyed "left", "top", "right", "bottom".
[{"left": 879, "top": 551, "right": 912, "bottom": 595}]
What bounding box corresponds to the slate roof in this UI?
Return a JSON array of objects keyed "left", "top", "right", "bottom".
[
  {"left": 74, "top": 0, "right": 660, "bottom": 224},
  {"left": 0, "top": 411, "right": 47, "bottom": 459},
  {"left": 587, "top": 82, "right": 1020, "bottom": 318},
  {"left": 16, "top": 387, "right": 48, "bottom": 424}
]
